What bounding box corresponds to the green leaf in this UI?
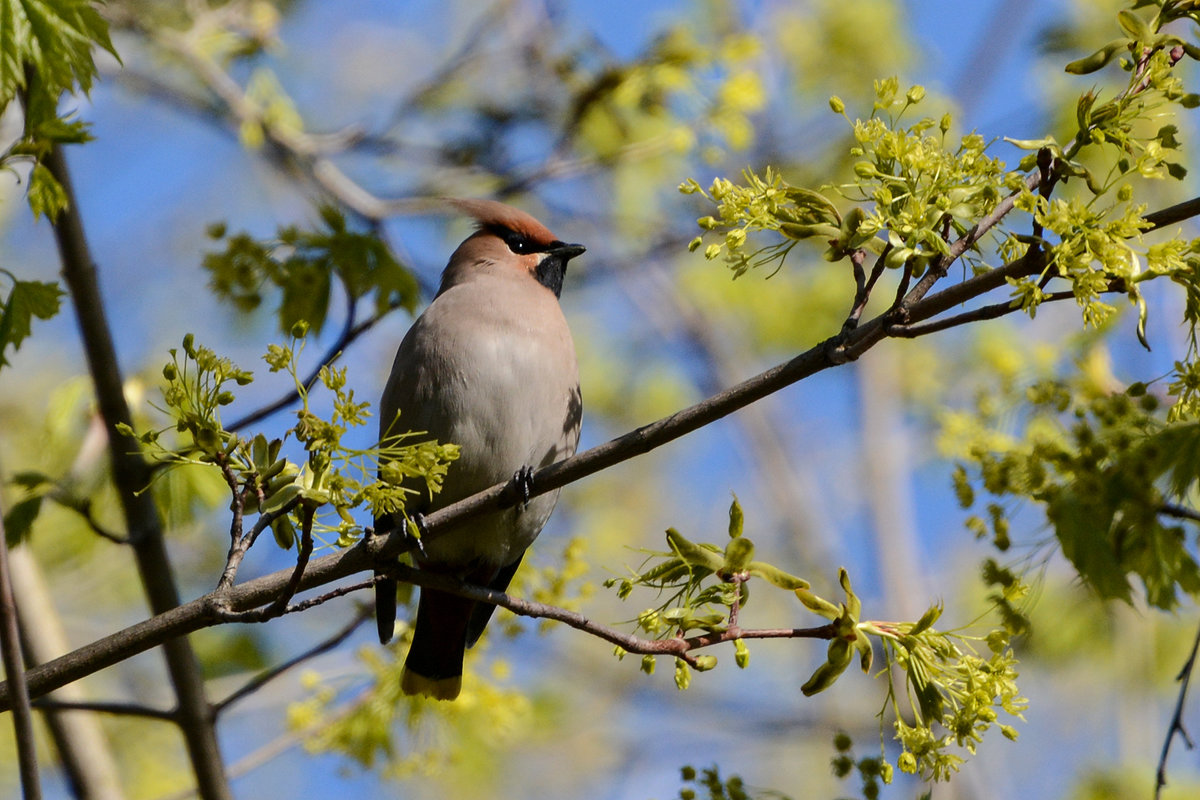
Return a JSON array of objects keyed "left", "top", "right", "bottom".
[
  {"left": 721, "top": 536, "right": 754, "bottom": 574},
  {"left": 278, "top": 260, "right": 331, "bottom": 334},
  {"left": 665, "top": 527, "right": 724, "bottom": 572},
  {"left": 0, "top": 275, "right": 64, "bottom": 368},
  {"left": 1048, "top": 486, "right": 1132, "bottom": 603},
  {"left": 734, "top": 638, "right": 749, "bottom": 668},
  {"left": 801, "top": 637, "right": 853, "bottom": 696},
  {"left": 747, "top": 561, "right": 809, "bottom": 590},
  {"left": 795, "top": 586, "right": 841, "bottom": 620},
  {"left": 839, "top": 567, "right": 861, "bottom": 619},
  {"left": 727, "top": 494, "right": 743, "bottom": 539},
  {"left": 272, "top": 515, "right": 296, "bottom": 550},
  {"left": 909, "top": 603, "right": 942, "bottom": 636},
  {"left": 1003, "top": 135, "right": 1057, "bottom": 151},
  {"left": 1116, "top": 9, "right": 1152, "bottom": 41},
  {"left": 1133, "top": 289, "right": 1151, "bottom": 351},
  {"left": 674, "top": 657, "right": 691, "bottom": 690},
  {"left": 9, "top": 470, "right": 52, "bottom": 490},
  {"left": 1064, "top": 38, "right": 1131, "bottom": 74},
  {"left": 3, "top": 495, "right": 43, "bottom": 545},
  {"left": 27, "top": 161, "right": 68, "bottom": 219}
]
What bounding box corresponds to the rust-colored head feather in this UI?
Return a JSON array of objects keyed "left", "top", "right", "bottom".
[{"left": 445, "top": 198, "right": 558, "bottom": 247}]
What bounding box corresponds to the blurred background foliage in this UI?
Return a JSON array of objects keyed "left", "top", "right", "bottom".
[{"left": 3, "top": 0, "right": 1200, "bottom": 798}]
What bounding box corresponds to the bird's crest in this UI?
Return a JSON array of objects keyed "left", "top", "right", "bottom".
[{"left": 446, "top": 198, "right": 558, "bottom": 247}]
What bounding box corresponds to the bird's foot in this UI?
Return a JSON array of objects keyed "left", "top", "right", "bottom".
[
  {"left": 512, "top": 466, "right": 534, "bottom": 509},
  {"left": 407, "top": 512, "right": 429, "bottom": 557}
]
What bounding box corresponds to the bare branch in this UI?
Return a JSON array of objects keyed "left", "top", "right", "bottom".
[
  {"left": 40, "top": 492, "right": 129, "bottom": 545},
  {"left": 1145, "top": 196, "right": 1200, "bottom": 232},
  {"left": 1156, "top": 619, "right": 1200, "bottom": 799},
  {"left": 30, "top": 698, "right": 177, "bottom": 722},
  {"left": 887, "top": 290, "right": 1077, "bottom": 339},
  {"left": 216, "top": 507, "right": 315, "bottom": 623},
  {"left": 0, "top": 505, "right": 41, "bottom": 799},
  {"left": 1159, "top": 503, "right": 1200, "bottom": 524},
  {"left": 213, "top": 607, "right": 370, "bottom": 716}
]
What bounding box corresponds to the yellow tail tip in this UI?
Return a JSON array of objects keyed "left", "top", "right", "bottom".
[{"left": 401, "top": 669, "right": 462, "bottom": 701}]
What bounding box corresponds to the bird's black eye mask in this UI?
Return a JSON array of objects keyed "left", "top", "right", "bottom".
[
  {"left": 487, "top": 224, "right": 583, "bottom": 297},
  {"left": 489, "top": 225, "right": 547, "bottom": 256}
]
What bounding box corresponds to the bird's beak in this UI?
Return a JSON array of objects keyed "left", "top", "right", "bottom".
[{"left": 552, "top": 242, "right": 586, "bottom": 261}]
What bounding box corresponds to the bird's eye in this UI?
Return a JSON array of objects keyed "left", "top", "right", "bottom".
[{"left": 507, "top": 234, "right": 533, "bottom": 254}]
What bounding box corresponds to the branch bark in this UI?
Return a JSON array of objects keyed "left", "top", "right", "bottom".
[
  {"left": 10, "top": 545, "right": 127, "bottom": 800},
  {"left": 0, "top": 505, "right": 40, "bottom": 799}
]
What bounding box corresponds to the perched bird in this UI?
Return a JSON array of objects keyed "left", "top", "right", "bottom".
[{"left": 375, "top": 198, "right": 584, "bottom": 701}]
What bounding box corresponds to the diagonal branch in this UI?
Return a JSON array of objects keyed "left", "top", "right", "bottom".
[
  {"left": 5, "top": 193, "right": 1200, "bottom": 712},
  {"left": 212, "top": 606, "right": 370, "bottom": 716}
]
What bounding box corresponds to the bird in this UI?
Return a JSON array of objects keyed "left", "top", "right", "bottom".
[{"left": 374, "top": 198, "right": 584, "bottom": 701}]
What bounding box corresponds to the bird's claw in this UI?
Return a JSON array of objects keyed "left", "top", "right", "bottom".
[
  {"left": 408, "top": 512, "right": 429, "bottom": 557},
  {"left": 513, "top": 466, "right": 534, "bottom": 509}
]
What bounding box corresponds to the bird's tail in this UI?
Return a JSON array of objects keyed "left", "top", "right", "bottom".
[
  {"left": 401, "top": 587, "right": 473, "bottom": 701},
  {"left": 375, "top": 575, "right": 398, "bottom": 644}
]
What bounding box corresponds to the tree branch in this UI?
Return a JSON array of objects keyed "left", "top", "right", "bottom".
[
  {"left": 212, "top": 606, "right": 370, "bottom": 716},
  {"left": 1144, "top": 196, "right": 1200, "bottom": 232},
  {"left": 30, "top": 698, "right": 177, "bottom": 722},
  {"left": 6, "top": 193, "right": 1200, "bottom": 712},
  {"left": 887, "top": 290, "right": 1078, "bottom": 338},
  {"left": 385, "top": 564, "right": 834, "bottom": 667},
  {"left": 42, "top": 142, "right": 232, "bottom": 800},
  {"left": 0, "top": 505, "right": 41, "bottom": 799},
  {"left": 1156, "top": 618, "right": 1200, "bottom": 799},
  {"left": 1159, "top": 503, "right": 1200, "bottom": 524}
]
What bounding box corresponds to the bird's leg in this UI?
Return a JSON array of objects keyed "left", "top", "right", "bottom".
[{"left": 512, "top": 466, "right": 535, "bottom": 509}]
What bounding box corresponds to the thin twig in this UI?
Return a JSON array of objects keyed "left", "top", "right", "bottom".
[
  {"left": 1159, "top": 503, "right": 1200, "bottom": 524},
  {"left": 1156, "top": 619, "right": 1200, "bottom": 799},
  {"left": 45, "top": 493, "right": 128, "bottom": 545},
  {"left": 216, "top": 506, "right": 314, "bottom": 623},
  {"left": 226, "top": 293, "right": 361, "bottom": 432},
  {"left": 215, "top": 497, "right": 300, "bottom": 593},
  {"left": 215, "top": 453, "right": 246, "bottom": 592},
  {"left": 887, "top": 291, "right": 1077, "bottom": 338},
  {"left": 212, "top": 606, "right": 370, "bottom": 715},
  {"left": 384, "top": 563, "right": 835, "bottom": 667},
  {"left": 841, "top": 248, "right": 871, "bottom": 332},
  {"left": 30, "top": 698, "right": 178, "bottom": 722}
]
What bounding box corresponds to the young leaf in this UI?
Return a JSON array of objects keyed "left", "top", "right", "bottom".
[
  {"left": 2, "top": 495, "right": 43, "bottom": 545},
  {"left": 0, "top": 275, "right": 65, "bottom": 369}
]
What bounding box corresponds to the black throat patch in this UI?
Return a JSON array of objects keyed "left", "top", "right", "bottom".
[{"left": 535, "top": 253, "right": 568, "bottom": 297}]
